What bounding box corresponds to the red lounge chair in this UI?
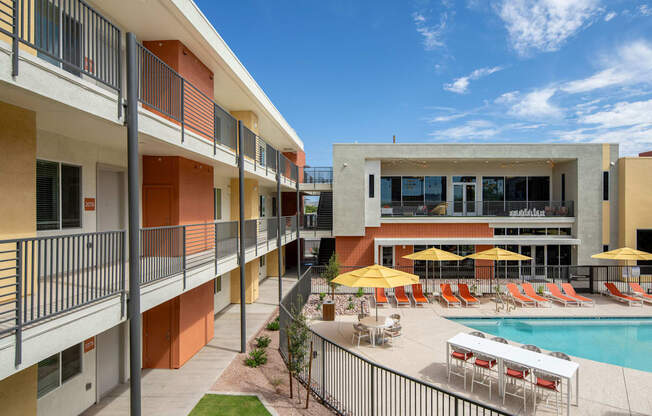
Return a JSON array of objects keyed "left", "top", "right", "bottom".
[
  {"left": 546, "top": 283, "right": 578, "bottom": 306},
  {"left": 411, "top": 284, "right": 429, "bottom": 306},
  {"left": 521, "top": 283, "right": 552, "bottom": 307},
  {"left": 629, "top": 283, "right": 652, "bottom": 304},
  {"left": 561, "top": 283, "right": 594, "bottom": 307},
  {"left": 374, "top": 288, "right": 389, "bottom": 307},
  {"left": 458, "top": 284, "right": 480, "bottom": 307},
  {"left": 506, "top": 283, "right": 536, "bottom": 307},
  {"left": 440, "top": 284, "right": 461, "bottom": 307},
  {"left": 394, "top": 286, "right": 411, "bottom": 307},
  {"left": 604, "top": 283, "right": 643, "bottom": 306}
]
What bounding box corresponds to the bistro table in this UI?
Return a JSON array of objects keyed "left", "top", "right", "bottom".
[
  {"left": 446, "top": 333, "right": 579, "bottom": 416},
  {"left": 360, "top": 315, "right": 393, "bottom": 346}
]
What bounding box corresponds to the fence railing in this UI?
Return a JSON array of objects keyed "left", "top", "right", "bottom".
[
  {"left": 381, "top": 200, "right": 574, "bottom": 217},
  {"left": 279, "top": 153, "right": 298, "bottom": 183},
  {"left": 279, "top": 268, "right": 510, "bottom": 416},
  {"left": 303, "top": 167, "right": 333, "bottom": 184}
]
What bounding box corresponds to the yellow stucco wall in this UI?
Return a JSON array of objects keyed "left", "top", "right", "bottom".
[
  {"left": 230, "top": 178, "right": 259, "bottom": 221},
  {"left": 618, "top": 157, "right": 652, "bottom": 248},
  {"left": 230, "top": 111, "right": 259, "bottom": 135},
  {"left": 229, "top": 260, "right": 260, "bottom": 303},
  {"left": 0, "top": 1, "right": 37, "bottom": 56},
  {"left": 0, "top": 364, "right": 37, "bottom": 416},
  {"left": 266, "top": 247, "right": 286, "bottom": 277}
]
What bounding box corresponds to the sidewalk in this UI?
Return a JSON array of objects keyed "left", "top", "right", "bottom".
[{"left": 83, "top": 274, "right": 297, "bottom": 416}]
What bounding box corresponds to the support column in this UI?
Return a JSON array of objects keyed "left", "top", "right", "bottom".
[
  {"left": 237, "top": 121, "right": 246, "bottom": 354},
  {"left": 125, "top": 32, "right": 141, "bottom": 416},
  {"left": 296, "top": 175, "right": 301, "bottom": 279},
  {"left": 276, "top": 152, "right": 282, "bottom": 304}
]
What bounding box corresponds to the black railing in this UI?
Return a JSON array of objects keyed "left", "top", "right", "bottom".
[
  {"left": 381, "top": 200, "right": 574, "bottom": 217},
  {"left": 279, "top": 153, "right": 298, "bottom": 183},
  {"left": 303, "top": 167, "right": 333, "bottom": 184},
  {"left": 279, "top": 268, "right": 510, "bottom": 416}
]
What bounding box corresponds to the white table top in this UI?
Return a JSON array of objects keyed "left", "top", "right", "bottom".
[
  {"left": 448, "top": 333, "right": 579, "bottom": 379},
  {"left": 360, "top": 316, "right": 393, "bottom": 328}
]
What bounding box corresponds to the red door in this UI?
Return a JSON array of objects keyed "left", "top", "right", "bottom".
[{"left": 143, "top": 300, "right": 172, "bottom": 368}]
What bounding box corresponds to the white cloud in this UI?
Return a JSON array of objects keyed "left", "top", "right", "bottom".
[
  {"left": 639, "top": 5, "right": 652, "bottom": 16},
  {"left": 579, "top": 99, "right": 652, "bottom": 128},
  {"left": 604, "top": 11, "right": 617, "bottom": 21},
  {"left": 413, "top": 12, "right": 448, "bottom": 50},
  {"left": 430, "top": 120, "right": 500, "bottom": 140},
  {"left": 495, "top": 90, "right": 520, "bottom": 104},
  {"left": 508, "top": 88, "right": 562, "bottom": 118},
  {"left": 495, "top": 0, "right": 602, "bottom": 56},
  {"left": 443, "top": 66, "right": 504, "bottom": 94}
]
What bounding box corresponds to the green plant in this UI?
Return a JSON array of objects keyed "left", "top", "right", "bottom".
[
  {"left": 348, "top": 295, "right": 353, "bottom": 301},
  {"left": 537, "top": 285, "right": 545, "bottom": 295},
  {"left": 347, "top": 302, "right": 354, "bottom": 310},
  {"left": 245, "top": 348, "right": 268, "bottom": 368},
  {"left": 316, "top": 302, "right": 321, "bottom": 311},
  {"left": 266, "top": 317, "right": 280, "bottom": 331},
  {"left": 321, "top": 253, "right": 340, "bottom": 300},
  {"left": 255, "top": 335, "right": 271, "bottom": 349},
  {"left": 270, "top": 377, "right": 284, "bottom": 387},
  {"left": 318, "top": 292, "right": 326, "bottom": 302},
  {"left": 287, "top": 299, "right": 310, "bottom": 377},
  {"left": 355, "top": 287, "right": 364, "bottom": 298}
]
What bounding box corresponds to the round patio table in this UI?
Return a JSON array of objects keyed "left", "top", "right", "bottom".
[{"left": 360, "top": 315, "right": 393, "bottom": 346}]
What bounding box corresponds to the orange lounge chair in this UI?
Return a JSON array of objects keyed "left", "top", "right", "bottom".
[
  {"left": 394, "top": 286, "right": 411, "bottom": 307},
  {"left": 440, "top": 284, "right": 462, "bottom": 308},
  {"left": 604, "top": 283, "right": 643, "bottom": 306},
  {"left": 546, "top": 283, "right": 578, "bottom": 306},
  {"left": 521, "top": 283, "right": 552, "bottom": 307},
  {"left": 629, "top": 283, "right": 652, "bottom": 304},
  {"left": 374, "top": 288, "right": 389, "bottom": 307},
  {"left": 561, "top": 283, "right": 594, "bottom": 307},
  {"left": 411, "top": 284, "right": 429, "bottom": 306},
  {"left": 458, "top": 284, "right": 480, "bottom": 307},
  {"left": 506, "top": 283, "right": 536, "bottom": 307}
]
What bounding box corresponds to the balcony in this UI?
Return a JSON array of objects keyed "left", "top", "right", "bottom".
[
  {"left": 300, "top": 167, "right": 332, "bottom": 192},
  {"left": 381, "top": 200, "right": 574, "bottom": 218}
]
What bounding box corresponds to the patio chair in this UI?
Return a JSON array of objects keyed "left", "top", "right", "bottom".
[
  {"left": 503, "top": 360, "right": 531, "bottom": 409},
  {"left": 491, "top": 336, "right": 508, "bottom": 344},
  {"left": 604, "top": 283, "right": 643, "bottom": 306},
  {"left": 521, "top": 283, "right": 552, "bottom": 307},
  {"left": 458, "top": 284, "right": 480, "bottom": 307},
  {"left": 546, "top": 283, "right": 579, "bottom": 307},
  {"left": 440, "top": 283, "right": 462, "bottom": 308},
  {"left": 560, "top": 283, "right": 595, "bottom": 307},
  {"left": 357, "top": 313, "right": 369, "bottom": 321},
  {"left": 506, "top": 283, "right": 537, "bottom": 307},
  {"left": 629, "top": 283, "right": 652, "bottom": 304},
  {"left": 393, "top": 286, "right": 411, "bottom": 307},
  {"left": 471, "top": 351, "right": 498, "bottom": 400},
  {"left": 383, "top": 325, "right": 403, "bottom": 346},
  {"left": 469, "top": 331, "right": 485, "bottom": 338},
  {"left": 390, "top": 313, "right": 401, "bottom": 323},
  {"left": 374, "top": 288, "right": 390, "bottom": 307},
  {"left": 533, "top": 352, "right": 570, "bottom": 415},
  {"left": 351, "top": 323, "right": 370, "bottom": 347},
  {"left": 410, "top": 283, "right": 429, "bottom": 306},
  {"left": 521, "top": 344, "right": 541, "bottom": 353},
  {"left": 448, "top": 346, "right": 473, "bottom": 389}
]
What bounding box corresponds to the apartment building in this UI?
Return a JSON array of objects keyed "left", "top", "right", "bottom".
[
  {"left": 0, "top": 0, "right": 304, "bottom": 414},
  {"left": 332, "top": 143, "right": 619, "bottom": 279}
]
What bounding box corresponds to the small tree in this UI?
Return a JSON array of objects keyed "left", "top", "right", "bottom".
[
  {"left": 287, "top": 300, "right": 310, "bottom": 398},
  {"left": 321, "top": 253, "right": 340, "bottom": 301}
]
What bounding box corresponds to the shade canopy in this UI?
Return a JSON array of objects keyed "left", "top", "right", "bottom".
[
  {"left": 591, "top": 247, "right": 652, "bottom": 261},
  {"left": 465, "top": 247, "right": 532, "bottom": 261},
  {"left": 402, "top": 247, "right": 464, "bottom": 261},
  {"left": 332, "top": 264, "right": 419, "bottom": 288}
]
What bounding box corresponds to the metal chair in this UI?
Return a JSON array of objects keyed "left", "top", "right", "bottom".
[
  {"left": 357, "top": 313, "right": 369, "bottom": 321},
  {"left": 491, "top": 336, "right": 508, "bottom": 344},
  {"left": 521, "top": 344, "right": 541, "bottom": 353},
  {"left": 503, "top": 360, "right": 531, "bottom": 409},
  {"left": 351, "top": 323, "right": 370, "bottom": 347},
  {"left": 448, "top": 346, "right": 473, "bottom": 389},
  {"left": 390, "top": 313, "right": 401, "bottom": 322},
  {"left": 469, "top": 331, "right": 485, "bottom": 338},
  {"left": 471, "top": 352, "right": 498, "bottom": 400}
]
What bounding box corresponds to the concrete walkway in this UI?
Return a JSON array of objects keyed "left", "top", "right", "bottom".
[
  {"left": 83, "top": 274, "right": 296, "bottom": 416},
  {"left": 310, "top": 295, "right": 652, "bottom": 416}
]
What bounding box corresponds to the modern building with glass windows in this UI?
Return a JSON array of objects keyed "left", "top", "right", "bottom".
[{"left": 333, "top": 143, "right": 619, "bottom": 278}]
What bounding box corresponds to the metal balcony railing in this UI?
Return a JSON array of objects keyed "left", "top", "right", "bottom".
[
  {"left": 303, "top": 167, "right": 333, "bottom": 184},
  {"left": 381, "top": 200, "right": 574, "bottom": 217}
]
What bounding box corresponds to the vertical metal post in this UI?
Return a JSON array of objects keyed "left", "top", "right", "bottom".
[
  {"left": 214, "top": 222, "right": 218, "bottom": 275},
  {"left": 11, "top": 0, "right": 18, "bottom": 77},
  {"left": 276, "top": 151, "right": 282, "bottom": 304},
  {"left": 15, "top": 242, "right": 22, "bottom": 367},
  {"left": 296, "top": 172, "right": 301, "bottom": 280},
  {"left": 237, "top": 121, "right": 246, "bottom": 354},
  {"left": 182, "top": 225, "right": 186, "bottom": 290},
  {"left": 126, "top": 32, "right": 142, "bottom": 416},
  {"left": 180, "top": 80, "right": 185, "bottom": 143},
  {"left": 117, "top": 31, "right": 123, "bottom": 119}
]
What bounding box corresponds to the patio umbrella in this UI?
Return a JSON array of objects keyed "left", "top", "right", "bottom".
[
  {"left": 465, "top": 247, "right": 532, "bottom": 261},
  {"left": 332, "top": 264, "right": 419, "bottom": 319},
  {"left": 402, "top": 247, "right": 464, "bottom": 261},
  {"left": 591, "top": 247, "right": 652, "bottom": 279}
]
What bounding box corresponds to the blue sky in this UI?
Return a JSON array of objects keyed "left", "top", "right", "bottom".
[{"left": 197, "top": 0, "right": 652, "bottom": 166}]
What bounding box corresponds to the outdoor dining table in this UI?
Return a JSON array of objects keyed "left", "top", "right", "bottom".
[
  {"left": 360, "top": 315, "right": 393, "bottom": 346},
  {"left": 446, "top": 333, "right": 579, "bottom": 416}
]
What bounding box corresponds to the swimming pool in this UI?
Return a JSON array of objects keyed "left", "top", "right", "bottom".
[{"left": 449, "top": 317, "right": 652, "bottom": 373}]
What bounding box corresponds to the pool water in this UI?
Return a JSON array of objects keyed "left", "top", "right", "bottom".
[{"left": 449, "top": 317, "right": 652, "bottom": 373}]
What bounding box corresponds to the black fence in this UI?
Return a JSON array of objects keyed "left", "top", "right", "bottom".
[
  {"left": 279, "top": 268, "right": 510, "bottom": 416},
  {"left": 382, "top": 200, "right": 574, "bottom": 218},
  {"left": 303, "top": 167, "right": 333, "bottom": 184}
]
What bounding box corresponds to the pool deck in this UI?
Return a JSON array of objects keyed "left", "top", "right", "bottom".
[{"left": 309, "top": 294, "right": 652, "bottom": 416}]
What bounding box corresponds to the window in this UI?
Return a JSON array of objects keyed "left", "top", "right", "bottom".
[
  {"left": 272, "top": 197, "right": 277, "bottom": 217},
  {"left": 213, "top": 188, "right": 222, "bottom": 220},
  {"left": 259, "top": 195, "right": 265, "bottom": 217},
  {"left": 494, "top": 228, "right": 506, "bottom": 236},
  {"left": 603, "top": 171, "right": 609, "bottom": 201},
  {"left": 425, "top": 176, "right": 446, "bottom": 201},
  {"left": 37, "top": 344, "right": 82, "bottom": 398},
  {"left": 547, "top": 245, "right": 559, "bottom": 266},
  {"left": 519, "top": 228, "right": 535, "bottom": 236},
  {"left": 561, "top": 174, "right": 566, "bottom": 201},
  {"left": 547, "top": 228, "right": 559, "bottom": 236},
  {"left": 37, "top": 160, "right": 81, "bottom": 230},
  {"left": 559, "top": 228, "right": 572, "bottom": 236},
  {"left": 214, "top": 276, "right": 222, "bottom": 294},
  {"left": 527, "top": 177, "right": 550, "bottom": 201},
  {"left": 482, "top": 177, "right": 504, "bottom": 201},
  {"left": 380, "top": 177, "right": 401, "bottom": 205},
  {"left": 368, "top": 174, "right": 374, "bottom": 198},
  {"left": 533, "top": 228, "right": 546, "bottom": 236},
  {"left": 506, "top": 177, "right": 526, "bottom": 201},
  {"left": 636, "top": 230, "right": 652, "bottom": 266},
  {"left": 559, "top": 245, "right": 571, "bottom": 265},
  {"left": 381, "top": 246, "right": 393, "bottom": 267},
  {"left": 603, "top": 244, "right": 609, "bottom": 253},
  {"left": 401, "top": 177, "right": 424, "bottom": 202},
  {"left": 453, "top": 176, "right": 476, "bottom": 183},
  {"left": 507, "top": 228, "right": 519, "bottom": 236},
  {"left": 260, "top": 256, "right": 266, "bottom": 267}
]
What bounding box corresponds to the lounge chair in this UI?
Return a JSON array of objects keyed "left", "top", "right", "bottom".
[
  {"left": 629, "top": 283, "right": 652, "bottom": 304},
  {"left": 458, "top": 284, "right": 480, "bottom": 307},
  {"left": 374, "top": 288, "right": 390, "bottom": 307},
  {"left": 604, "top": 283, "right": 643, "bottom": 306},
  {"left": 440, "top": 283, "right": 462, "bottom": 307},
  {"left": 546, "top": 283, "right": 579, "bottom": 306},
  {"left": 561, "top": 283, "right": 595, "bottom": 307},
  {"left": 521, "top": 283, "right": 552, "bottom": 307},
  {"left": 410, "top": 284, "right": 429, "bottom": 306},
  {"left": 506, "top": 283, "right": 537, "bottom": 307},
  {"left": 393, "top": 286, "right": 411, "bottom": 307}
]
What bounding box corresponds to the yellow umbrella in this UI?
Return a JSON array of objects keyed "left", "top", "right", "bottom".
[
  {"left": 332, "top": 264, "right": 419, "bottom": 319},
  {"left": 591, "top": 247, "right": 652, "bottom": 261},
  {"left": 402, "top": 247, "right": 464, "bottom": 261},
  {"left": 465, "top": 247, "right": 532, "bottom": 261}
]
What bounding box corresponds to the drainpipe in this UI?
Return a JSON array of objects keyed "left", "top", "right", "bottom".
[
  {"left": 277, "top": 152, "right": 283, "bottom": 304},
  {"left": 238, "top": 121, "right": 246, "bottom": 354},
  {"left": 125, "top": 32, "right": 142, "bottom": 416}
]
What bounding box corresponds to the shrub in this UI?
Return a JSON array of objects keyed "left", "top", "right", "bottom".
[
  {"left": 316, "top": 303, "right": 321, "bottom": 311},
  {"left": 347, "top": 302, "right": 354, "bottom": 310},
  {"left": 318, "top": 292, "right": 326, "bottom": 302},
  {"left": 355, "top": 287, "right": 364, "bottom": 298},
  {"left": 321, "top": 254, "right": 340, "bottom": 300},
  {"left": 287, "top": 301, "right": 310, "bottom": 377},
  {"left": 266, "top": 317, "right": 280, "bottom": 331},
  {"left": 255, "top": 335, "right": 271, "bottom": 349},
  {"left": 245, "top": 348, "right": 268, "bottom": 367}
]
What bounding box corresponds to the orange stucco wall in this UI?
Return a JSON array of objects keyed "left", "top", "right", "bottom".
[
  {"left": 176, "top": 280, "right": 214, "bottom": 368},
  {"left": 283, "top": 150, "right": 305, "bottom": 182},
  {"left": 335, "top": 223, "right": 493, "bottom": 265}
]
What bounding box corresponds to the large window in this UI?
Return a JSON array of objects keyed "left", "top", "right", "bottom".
[
  {"left": 506, "top": 177, "right": 526, "bottom": 201},
  {"left": 603, "top": 171, "right": 609, "bottom": 201},
  {"left": 527, "top": 176, "right": 550, "bottom": 201},
  {"left": 380, "top": 177, "right": 401, "bottom": 205},
  {"left": 37, "top": 344, "right": 82, "bottom": 398},
  {"left": 401, "top": 177, "right": 423, "bottom": 202},
  {"left": 637, "top": 230, "right": 652, "bottom": 266},
  {"left": 425, "top": 176, "right": 446, "bottom": 201},
  {"left": 482, "top": 177, "right": 504, "bottom": 201},
  {"left": 37, "top": 160, "right": 81, "bottom": 230}
]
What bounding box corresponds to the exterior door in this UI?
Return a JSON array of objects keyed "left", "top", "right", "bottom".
[
  {"left": 453, "top": 184, "right": 476, "bottom": 215},
  {"left": 97, "top": 169, "right": 124, "bottom": 231},
  {"left": 534, "top": 246, "right": 546, "bottom": 277},
  {"left": 143, "top": 300, "right": 172, "bottom": 368},
  {"left": 381, "top": 246, "right": 394, "bottom": 267},
  {"left": 96, "top": 325, "right": 121, "bottom": 399}
]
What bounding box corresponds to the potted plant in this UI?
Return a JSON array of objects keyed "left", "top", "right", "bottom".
[{"left": 320, "top": 254, "right": 340, "bottom": 321}]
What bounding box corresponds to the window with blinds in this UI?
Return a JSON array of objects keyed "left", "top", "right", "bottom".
[{"left": 36, "top": 160, "right": 81, "bottom": 230}]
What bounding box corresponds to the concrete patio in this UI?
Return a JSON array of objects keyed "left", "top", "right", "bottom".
[{"left": 309, "top": 294, "right": 652, "bottom": 416}]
